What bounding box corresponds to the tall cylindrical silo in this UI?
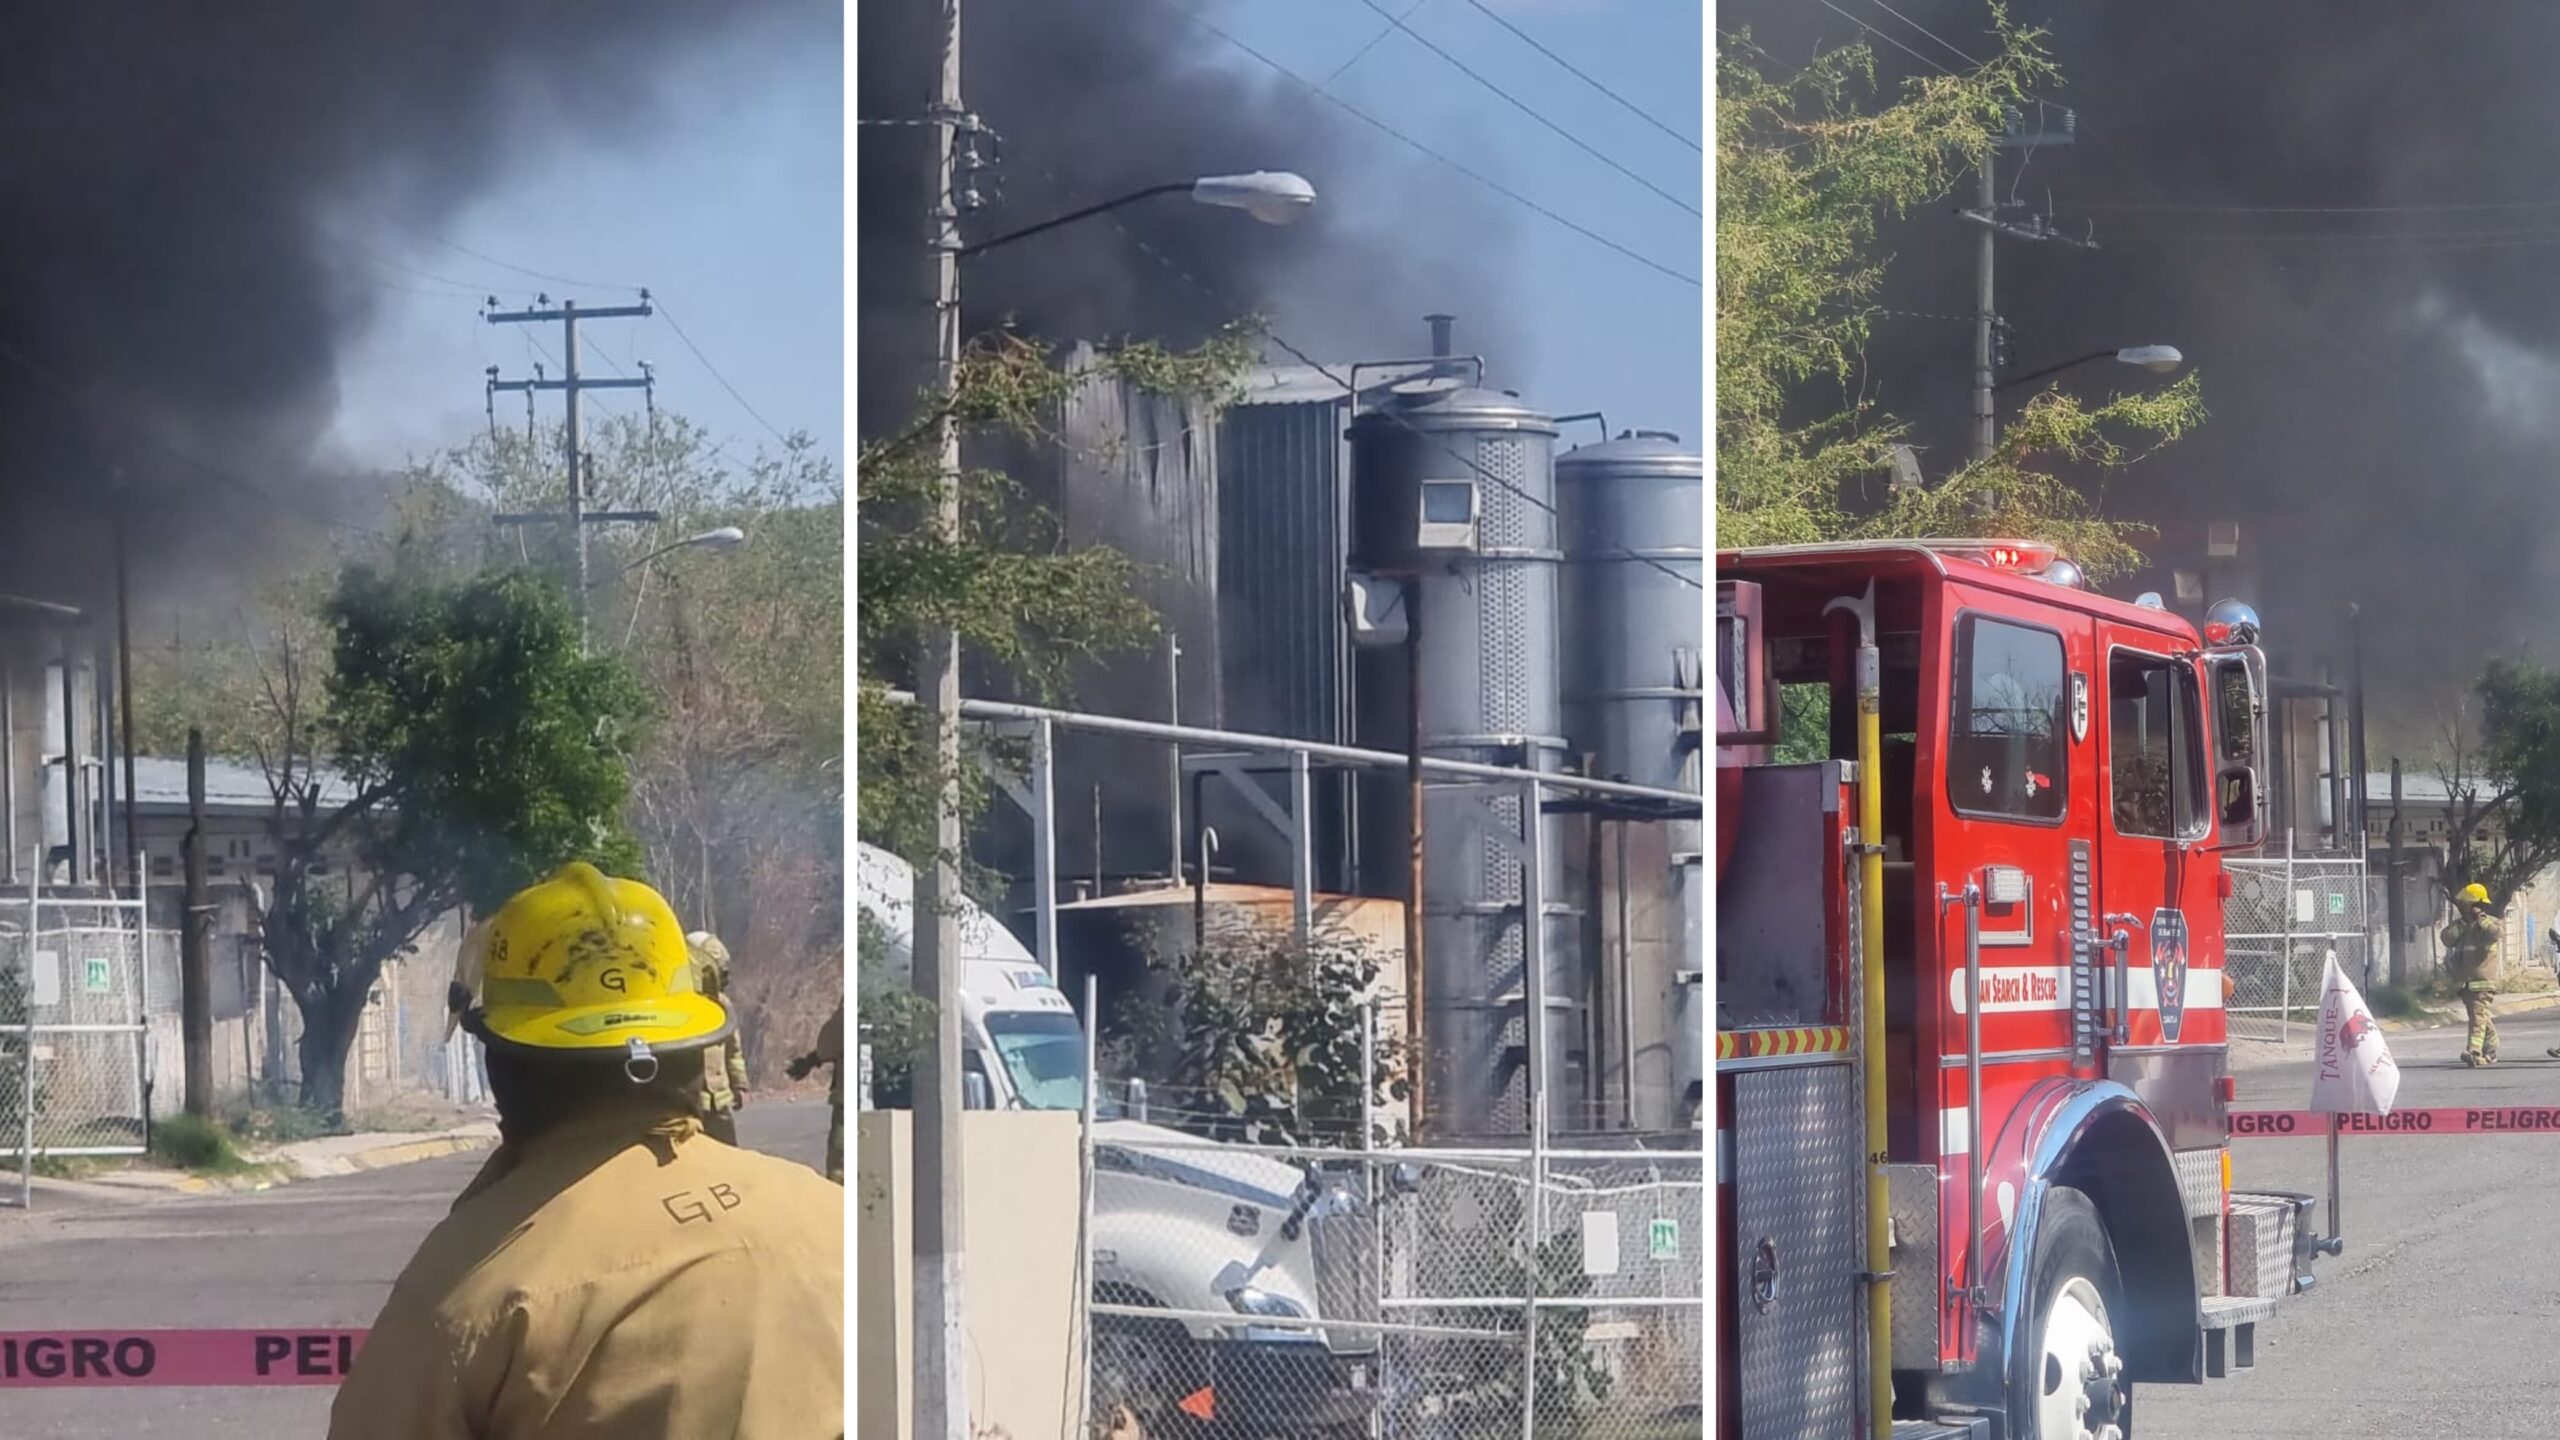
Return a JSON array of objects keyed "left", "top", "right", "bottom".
[
  {"left": 1349, "top": 343, "right": 1578, "bottom": 1140},
  {"left": 1557, "top": 430, "right": 1703, "bottom": 1133}
]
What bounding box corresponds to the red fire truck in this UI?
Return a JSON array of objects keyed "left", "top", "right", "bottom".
[{"left": 1715, "top": 539, "right": 2329, "bottom": 1439}]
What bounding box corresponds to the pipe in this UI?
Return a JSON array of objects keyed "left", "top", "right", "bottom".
[
  {"left": 1826, "top": 582, "right": 1892, "bottom": 1440},
  {"left": 1405, "top": 581, "right": 1428, "bottom": 1138},
  {"left": 1426, "top": 313, "right": 1454, "bottom": 358},
  {"left": 878, "top": 690, "right": 1697, "bottom": 808},
  {"left": 1615, "top": 818, "right": 1635, "bottom": 1130},
  {"left": 1191, "top": 768, "right": 1210, "bottom": 953},
  {"left": 3, "top": 647, "right": 16, "bottom": 886}
]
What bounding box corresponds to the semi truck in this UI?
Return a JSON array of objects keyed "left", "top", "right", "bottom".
[
  {"left": 1715, "top": 540, "right": 2329, "bottom": 1439},
  {"left": 856, "top": 843, "right": 1380, "bottom": 1435}
]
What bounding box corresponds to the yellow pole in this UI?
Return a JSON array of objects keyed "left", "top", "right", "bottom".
[{"left": 1850, "top": 604, "right": 1893, "bottom": 1437}]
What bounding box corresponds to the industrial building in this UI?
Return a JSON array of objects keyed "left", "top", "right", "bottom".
[{"left": 977, "top": 318, "right": 1704, "bottom": 1143}]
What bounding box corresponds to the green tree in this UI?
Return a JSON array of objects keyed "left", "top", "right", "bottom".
[
  {"left": 2434, "top": 658, "right": 2560, "bottom": 915},
  {"left": 246, "top": 565, "right": 648, "bottom": 1121},
  {"left": 1717, "top": 15, "right": 2202, "bottom": 579},
  {"left": 853, "top": 327, "right": 1252, "bottom": 1081},
  {"left": 136, "top": 412, "right": 848, "bottom": 1088},
  {"left": 448, "top": 414, "right": 846, "bottom": 1079},
  {"left": 855, "top": 328, "right": 1250, "bottom": 860},
  {"left": 1099, "top": 926, "right": 1404, "bottom": 1148}
]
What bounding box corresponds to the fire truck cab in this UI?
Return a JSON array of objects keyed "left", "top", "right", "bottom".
[{"left": 1715, "top": 540, "right": 2327, "bottom": 1439}]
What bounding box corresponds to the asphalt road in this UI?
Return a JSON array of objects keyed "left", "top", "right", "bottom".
[
  {"left": 2144, "top": 1009, "right": 2560, "bottom": 1438},
  {"left": 0, "top": 1097, "right": 833, "bottom": 1439}
]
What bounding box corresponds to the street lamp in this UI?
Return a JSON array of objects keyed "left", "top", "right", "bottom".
[
  {"left": 1997, "top": 344, "right": 2185, "bottom": 393},
  {"left": 620, "top": 525, "right": 747, "bottom": 573},
  {"left": 614, "top": 526, "right": 744, "bottom": 649},
  {"left": 955, "top": 170, "right": 1317, "bottom": 259}
]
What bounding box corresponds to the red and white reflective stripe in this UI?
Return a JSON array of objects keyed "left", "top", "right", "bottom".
[
  {"left": 2233, "top": 1106, "right": 2560, "bottom": 1137},
  {"left": 1943, "top": 965, "right": 2225, "bottom": 1017},
  {"left": 2127, "top": 968, "right": 2225, "bottom": 1011},
  {"left": 0, "top": 1330, "right": 364, "bottom": 1387}
]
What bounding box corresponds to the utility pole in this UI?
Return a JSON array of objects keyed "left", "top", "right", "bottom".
[
  {"left": 114, "top": 496, "right": 139, "bottom": 894},
  {"left": 485, "top": 297, "right": 658, "bottom": 652},
  {"left": 2349, "top": 603, "right": 2370, "bottom": 864},
  {"left": 180, "top": 729, "right": 212, "bottom": 1119},
  {"left": 914, "top": 1, "right": 972, "bottom": 1435},
  {"left": 2388, "top": 758, "right": 2408, "bottom": 987},
  {"left": 1960, "top": 108, "right": 2085, "bottom": 467},
  {"left": 1971, "top": 155, "right": 1997, "bottom": 464}
]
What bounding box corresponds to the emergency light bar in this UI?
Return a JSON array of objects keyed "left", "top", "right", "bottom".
[{"left": 1922, "top": 539, "right": 2061, "bottom": 574}]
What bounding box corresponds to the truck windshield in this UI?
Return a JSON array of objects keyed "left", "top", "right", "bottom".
[{"left": 983, "top": 1011, "right": 1087, "bottom": 1111}]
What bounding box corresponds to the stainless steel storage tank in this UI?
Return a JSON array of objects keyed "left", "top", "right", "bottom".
[
  {"left": 1348, "top": 335, "right": 1579, "bottom": 1139},
  {"left": 1557, "top": 429, "right": 1704, "bottom": 1132}
]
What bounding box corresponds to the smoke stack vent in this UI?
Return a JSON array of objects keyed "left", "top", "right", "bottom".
[{"left": 1426, "top": 313, "right": 1455, "bottom": 358}]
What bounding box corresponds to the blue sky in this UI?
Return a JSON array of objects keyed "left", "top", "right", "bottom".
[
  {"left": 1218, "top": 0, "right": 1703, "bottom": 444},
  {"left": 327, "top": 20, "right": 843, "bottom": 477},
  {"left": 325, "top": 2, "right": 1699, "bottom": 476}
]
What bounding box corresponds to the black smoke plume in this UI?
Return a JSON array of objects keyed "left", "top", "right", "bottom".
[
  {"left": 1731, "top": 1, "right": 2560, "bottom": 729},
  {"left": 0, "top": 2, "right": 834, "bottom": 609},
  {"left": 855, "top": 0, "right": 1518, "bottom": 438}
]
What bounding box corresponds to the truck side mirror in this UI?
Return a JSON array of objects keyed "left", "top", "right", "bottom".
[
  {"left": 2218, "top": 764, "right": 2260, "bottom": 834},
  {"left": 963, "top": 1071, "right": 995, "bottom": 1111},
  {"left": 2205, "top": 645, "right": 2270, "bottom": 850}
]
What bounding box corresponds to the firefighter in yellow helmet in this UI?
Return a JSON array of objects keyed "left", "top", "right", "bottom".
[
  {"left": 2444, "top": 881, "right": 2504, "bottom": 1067},
  {"left": 686, "top": 930, "right": 751, "bottom": 1146},
  {"left": 328, "top": 863, "right": 843, "bottom": 1439}
]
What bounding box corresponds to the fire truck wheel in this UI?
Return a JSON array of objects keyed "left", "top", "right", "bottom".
[{"left": 2009, "top": 1186, "right": 2133, "bottom": 1440}]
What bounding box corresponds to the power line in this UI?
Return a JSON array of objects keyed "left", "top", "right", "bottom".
[
  {"left": 1163, "top": 0, "right": 1699, "bottom": 288},
  {"left": 1352, "top": 0, "right": 1700, "bottom": 219},
  {"left": 1321, "top": 0, "right": 1426, "bottom": 87},
  {"left": 1860, "top": 0, "right": 1983, "bottom": 69},
  {"left": 655, "top": 298, "right": 795, "bottom": 448},
  {"left": 1810, "top": 0, "right": 1954, "bottom": 76},
  {"left": 1463, "top": 0, "right": 1699, "bottom": 152}
]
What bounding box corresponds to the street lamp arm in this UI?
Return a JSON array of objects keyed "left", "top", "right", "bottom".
[
  {"left": 1998, "top": 344, "right": 2184, "bottom": 393},
  {"left": 955, "top": 183, "right": 1193, "bottom": 259},
  {"left": 1995, "top": 350, "right": 2119, "bottom": 392}
]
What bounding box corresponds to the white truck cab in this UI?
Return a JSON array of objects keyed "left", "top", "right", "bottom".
[{"left": 856, "top": 844, "right": 1381, "bottom": 1432}]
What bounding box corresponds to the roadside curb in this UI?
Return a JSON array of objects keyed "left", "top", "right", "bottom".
[{"left": 275, "top": 1126, "right": 499, "bottom": 1181}]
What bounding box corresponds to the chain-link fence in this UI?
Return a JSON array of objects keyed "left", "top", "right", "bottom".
[
  {"left": 0, "top": 884, "right": 162, "bottom": 1205},
  {"left": 2224, "top": 843, "right": 2380, "bottom": 1034},
  {"left": 1081, "top": 1110, "right": 1702, "bottom": 1437}
]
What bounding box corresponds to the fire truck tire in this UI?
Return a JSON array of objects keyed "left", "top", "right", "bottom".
[{"left": 2008, "top": 1186, "right": 2135, "bottom": 1440}]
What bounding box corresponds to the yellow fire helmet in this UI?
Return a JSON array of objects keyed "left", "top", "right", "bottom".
[
  {"left": 2460, "top": 882, "right": 2491, "bottom": 906},
  {"left": 686, "top": 931, "right": 732, "bottom": 994},
  {"left": 465, "top": 862, "right": 732, "bottom": 1069}
]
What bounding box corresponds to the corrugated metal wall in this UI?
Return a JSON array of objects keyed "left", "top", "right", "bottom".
[
  {"left": 975, "top": 348, "right": 1224, "bottom": 888},
  {"left": 1214, "top": 400, "right": 1359, "bottom": 892}
]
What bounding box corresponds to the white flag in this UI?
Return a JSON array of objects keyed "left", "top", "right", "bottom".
[{"left": 2309, "top": 949, "right": 2399, "bottom": 1115}]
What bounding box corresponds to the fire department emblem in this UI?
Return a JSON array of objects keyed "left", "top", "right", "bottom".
[
  {"left": 2152, "top": 909, "right": 2191, "bottom": 1043},
  {"left": 2070, "top": 673, "right": 2090, "bottom": 743}
]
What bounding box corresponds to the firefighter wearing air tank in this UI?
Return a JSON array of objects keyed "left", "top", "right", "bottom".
[
  {"left": 2445, "top": 882, "right": 2505, "bottom": 1067},
  {"left": 686, "top": 930, "right": 751, "bottom": 1146},
  {"left": 330, "top": 862, "right": 842, "bottom": 1438}
]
